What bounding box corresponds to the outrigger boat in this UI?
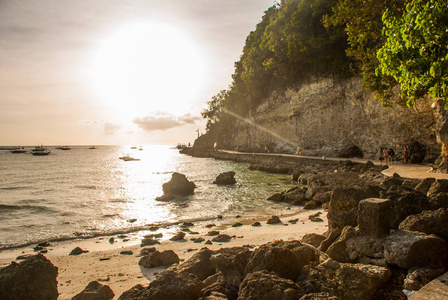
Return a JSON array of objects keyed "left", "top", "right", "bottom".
[
  {"left": 10, "top": 147, "right": 26, "bottom": 153},
  {"left": 31, "top": 145, "right": 51, "bottom": 156}
]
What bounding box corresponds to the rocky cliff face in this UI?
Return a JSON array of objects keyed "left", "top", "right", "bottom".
[{"left": 218, "top": 77, "right": 439, "bottom": 161}]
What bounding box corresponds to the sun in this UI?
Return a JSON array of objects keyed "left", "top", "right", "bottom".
[{"left": 91, "top": 21, "right": 206, "bottom": 118}]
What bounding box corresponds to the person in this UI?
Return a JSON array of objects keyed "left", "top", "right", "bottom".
[
  {"left": 402, "top": 146, "right": 407, "bottom": 164},
  {"left": 378, "top": 148, "right": 384, "bottom": 166},
  {"left": 388, "top": 148, "right": 395, "bottom": 164},
  {"left": 296, "top": 146, "right": 302, "bottom": 155},
  {"left": 407, "top": 145, "right": 411, "bottom": 164},
  {"left": 383, "top": 148, "right": 390, "bottom": 165}
]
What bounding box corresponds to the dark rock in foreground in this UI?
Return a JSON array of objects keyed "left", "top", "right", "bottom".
[
  {"left": 0, "top": 254, "right": 58, "bottom": 300},
  {"left": 213, "top": 171, "right": 236, "bottom": 185},
  {"left": 72, "top": 281, "right": 114, "bottom": 300},
  {"left": 156, "top": 172, "right": 196, "bottom": 201},
  {"left": 138, "top": 250, "right": 180, "bottom": 268}
]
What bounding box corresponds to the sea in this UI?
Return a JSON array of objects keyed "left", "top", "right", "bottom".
[{"left": 0, "top": 145, "right": 295, "bottom": 249}]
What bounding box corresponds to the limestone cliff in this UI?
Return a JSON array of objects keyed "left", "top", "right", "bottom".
[{"left": 210, "top": 77, "right": 440, "bottom": 161}]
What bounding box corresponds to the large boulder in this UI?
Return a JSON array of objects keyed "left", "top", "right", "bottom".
[
  {"left": 138, "top": 250, "right": 180, "bottom": 268},
  {"left": 0, "top": 254, "right": 59, "bottom": 300},
  {"left": 388, "top": 191, "right": 431, "bottom": 228},
  {"left": 119, "top": 270, "right": 203, "bottom": 300},
  {"left": 403, "top": 267, "right": 446, "bottom": 291},
  {"left": 210, "top": 247, "right": 252, "bottom": 287},
  {"left": 357, "top": 198, "right": 391, "bottom": 238},
  {"left": 298, "top": 259, "right": 391, "bottom": 300},
  {"left": 161, "top": 173, "right": 196, "bottom": 197},
  {"left": 326, "top": 226, "right": 358, "bottom": 263},
  {"left": 238, "top": 270, "right": 303, "bottom": 300},
  {"left": 72, "top": 281, "right": 115, "bottom": 300},
  {"left": 213, "top": 171, "right": 236, "bottom": 185},
  {"left": 384, "top": 230, "right": 448, "bottom": 269},
  {"left": 245, "top": 240, "right": 305, "bottom": 281},
  {"left": 200, "top": 273, "right": 238, "bottom": 300},
  {"left": 168, "top": 248, "right": 215, "bottom": 280},
  {"left": 327, "top": 187, "right": 380, "bottom": 230},
  {"left": 427, "top": 179, "right": 448, "bottom": 197},
  {"left": 399, "top": 208, "right": 448, "bottom": 241}
]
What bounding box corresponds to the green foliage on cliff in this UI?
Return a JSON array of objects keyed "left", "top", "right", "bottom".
[
  {"left": 202, "top": 0, "right": 448, "bottom": 136},
  {"left": 376, "top": 0, "right": 448, "bottom": 107}
]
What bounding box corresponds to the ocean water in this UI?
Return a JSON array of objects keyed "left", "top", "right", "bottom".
[{"left": 0, "top": 145, "right": 295, "bottom": 249}]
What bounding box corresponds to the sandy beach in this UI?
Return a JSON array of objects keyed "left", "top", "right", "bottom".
[{"left": 0, "top": 208, "right": 327, "bottom": 299}]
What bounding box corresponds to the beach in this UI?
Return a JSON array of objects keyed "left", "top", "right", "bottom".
[{"left": 0, "top": 209, "right": 327, "bottom": 299}]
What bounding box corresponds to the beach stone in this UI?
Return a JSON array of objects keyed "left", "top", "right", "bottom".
[
  {"left": 168, "top": 248, "right": 215, "bottom": 281},
  {"left": 415, "top": 177, "right": 436, "bottom": 195},
  {"left": 318, "top": 228, "right": 342, "bottom": 252},
  {"left": 232, "top": 222, "right": 243, "bottom": 227},
  {"left": 213, "top": 171, "right": 236, "bottom": 185},
  {"left": 162, "top": 172, "right": 196, "bottom": 196},
  {"left": 138, "top": 250, "right": 180, "bottom": 268},
  {"left": 266, "top": 215, "right": 281, "bottom": 224},
  {"left": 205, "top": 240, "right": 213, "bottom": 245},
  {"left": 252, "top": 221, "right": 261, "bottom": 227},
  {"left": 357, "top": 198, "right": 390, "bottom": 238},
  {"left": 207, "top": 230, "right": 220, "bottom": 236},
  {"left": 120, "top": 250, "right": 133, "bottom": 255},
  {"left": 238, "top": 270, "right": 303, "bottom": 300},
  {"left": 298, "top": 260, "right": 391, "bottom": 299},
  {"left": 191, "top": 237, "right": 205, "bottom": 243},
  {"left": 70, "top": 247, "right": 89, "bottom": 255},
  {"left": 399, "top": 208, "right": 448, "bottom": 241},
  {"left": 140, "top": 237, "right": 160, "bottom": 247},
  {"left": 427, "top": 179, "right": 448, "bottom": 197},
  {"left": 388, "top": 191, "right": 431, "bottom": 229},
  {"left": 202, "top": 291, "right": 229, "bottom": 300},
  {"left": 212, "top": 234, "right": 232, "bottom": 243},
  {"left": 170, "top": 232, "right": 186, "bottom": 241},
  {"left": 403, "top": 267, "right": 446, "bottom": 291},
  {"left": 139, "top": 247, "right": 156, "bottom": 256},
  {"left": 267, "top": 193, "right": 285, "bottom": 203},
  {"left": 301, "top": 233, "right": 326, "bottom": 248},
  {"left": 210, "top": 247, "right": 252, "bottom": 287},
  {"left": 299, "top": 292, "right": 341, "bottom": 299},
  {"left": 384, "top": 230, "right": 448, "bottom": 269},
  {"left": 0, "top": 254, "right": 58, "bottom": 300},
  {"left": 72, "top": 281, "right": 115, "bottom": 300},
  {"left": 246, "top": 240, "right": 305, "bottom": 281},
  {"left": 121, "top": 270, "right": 203, "bottom": 300}
]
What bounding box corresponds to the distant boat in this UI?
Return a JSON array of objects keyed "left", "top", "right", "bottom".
[
  {"left": 119, "top": 154, "right": 140, "bottom": 161},
  {"left": 31, "top": 145, "right": 51, "bottom": 156},
  {"left": 139, "top": 146, "right": 143, "bottom": 151},
  {"left": 11, "top": 147, "right": 26, "bottom": 153},
  {"left": 130, "top": 146, "right": 137, "bottom": 149},
  {"left": 89, "top": 146, "right": 96, "bottom": 149},
  {"left": 56, "top": 146, "right": 71, "bottom": 150}
]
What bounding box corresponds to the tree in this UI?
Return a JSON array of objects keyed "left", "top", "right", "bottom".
[
  {"left": 376, "top": 0, "right": 448, "bottom": 107},
  {"left": 201, "top": 90, "right": 228, "bottom": 131}
]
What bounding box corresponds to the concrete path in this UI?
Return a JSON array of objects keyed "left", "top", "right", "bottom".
[{"left": 220, "top": 150, "right": 448, "bottom": 180}]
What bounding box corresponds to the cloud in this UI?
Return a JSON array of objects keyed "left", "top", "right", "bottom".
[
  {"left": 104, "top": 122, "right": 121, "bottom": 135},
  {"left": 133, "top": 112, "right": 201, "bottom": 132}
]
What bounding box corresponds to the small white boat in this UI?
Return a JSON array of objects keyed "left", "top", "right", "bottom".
[
  {"left": 31, "top": 145, "right": 51, "bottom": 155},
  {"left": 11, "top": 147, "right": 26, "bottom": 153}
]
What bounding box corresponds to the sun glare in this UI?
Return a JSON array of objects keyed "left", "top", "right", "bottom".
[{"left": 91, "top": 21, "right": 206, "bottom": 118}]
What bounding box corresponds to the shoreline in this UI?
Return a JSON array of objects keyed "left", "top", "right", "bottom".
[{"left": 0, "top": 208, "right": 328, "bottom": 299}]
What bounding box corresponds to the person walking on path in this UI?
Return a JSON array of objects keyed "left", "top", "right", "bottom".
[
  {"left": 402, "top": 146, "right": 408, "bottom": 164},
  {"left": 378, "top": 148, "right": 385, "bottom": 166}
]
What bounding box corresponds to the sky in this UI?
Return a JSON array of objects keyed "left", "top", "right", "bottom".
[{"left": 0, "top": 0, "right": 275, "bottom": 146}]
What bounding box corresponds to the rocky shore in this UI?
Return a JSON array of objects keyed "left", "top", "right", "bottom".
[{"left": 1, "top": 149, "right": 448, "bottom": 299}]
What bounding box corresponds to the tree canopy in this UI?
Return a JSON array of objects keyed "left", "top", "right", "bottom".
[{"left": 376, "top": 0, "right": 448, "bottom": 107}]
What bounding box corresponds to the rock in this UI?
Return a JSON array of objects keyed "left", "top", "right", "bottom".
[
  {"left": 213, "top": 171, "right": 236, "bottom": 185},
  {"left": 160, "top": 172, "right": 196, "bottom": 198},
  {"left": 304, "top": 200, "right": 320, "bottom": 210},
  {"left": 415, "top": 178, "right": 436, "bottom": 195},
  {"left": 301, "top": 233, "right": 326, "bottom": 248},
  {"left": 70, "top": 247, "right": 89, "bottom": 255},
  {"left": 210, "top": 247, "right": 252, "bottom": 287},
  {"left": 168, "top": 248, "right": 215, "bottom": 280},
  {"left": 0, "top": 254, "right": 58, "bottom": 300},
  {"left": 252, "top": 221, "right": 261, "bottom": 227},
  {"left": 403, "top": 267, "right": 446, "bottom": 291},
  {"left": 139, "top": 247, "right": 156, "bottom": 256},
  {"left": 326, "top": 226, "right": 358, "bottom": 263},
  {"left": 122, "top": 270, "right": 203, "bottom": 300},
  {"left": 200, "top": 273, "right": 238, "bottom": 300},
  {"left": 427, "top": 179, "right": 448, "bottom": 197},
  {"left": 72, "top": 281, "right": 115, "bottom": 300},
  {"left": 339, "top": 146, "right": 363, "bottom": 159},
  {"left": 267, "top": 193, "right": 285, "bottom": 202},
  {"left": 138, "top": 250, "right": 180, "bottom": 268},
  {"left": 266, "top": 216, "right": 281, "bottom": 224},
  {"left": 232, "top": 222, "right": 243, "bottom": 227},
  {"left": 207, "top": 230, "right": 220, "bottom": 236},
  {"left": 202, "top": 291, "right": 230, "bottom": 300},
  {"left": 191, "top": 237, "right": 205, "bottom": 243},
  {"left": 170, "top": 232, "right": 186, "bottom": 241},
  {"left": 238, "top": 270, "right": 303, "bottom": 300},
  {"left": 211, "top": 234, "right": 232, "bottom": 243},
  {"left": 246, "top": 240, "right": 305, "bottom": 281},
  {"left": 344, "top": 235, "right": 386, "bottom": 266},
  {"left": 299, "top": 292, "right": 341, "bottom": 299},
  {"left": 120, "top": 250, "right": 133, "bottom": 255},
  {"left": 205, "top": 240, "right": 213, "bottom": 245},
  {"left": 140, "top": 238, "right": 160, "bottom": 247},
  {"left": 384, "top": 230, "right": 448, "bottom": 269},
  {"left": 399, "top": 208, "right": 448, "bottom": 241},
  {"left": 327, "top": 187, "right": 380, "bottom": 230},
  {"left": 298, "top": 260, "right": 391, "bottom": 300},
  {"left": 318, "top": 228, "right": 342, "bottom": 253},
  {"left": 357, "top": 198, "right": 391, "bottom": 238},
  {"left": 388, "top": 191, "right": 432, "bottom": 228}
]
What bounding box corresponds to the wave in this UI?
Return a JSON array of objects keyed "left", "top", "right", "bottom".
[
  {"left": 0, "top": 203, "right": 58, "bottom": 213},
  {"left": 74, "top": 185, "right": 98, "bottom": 190},
  {"left": 0, "top": 186, "right": 30, "bottom": 191}
]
